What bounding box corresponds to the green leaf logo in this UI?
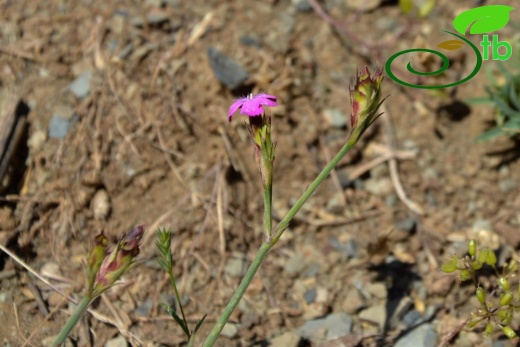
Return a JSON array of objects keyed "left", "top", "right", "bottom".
[{"left": 453, "top": 5, "right": 514, "bottom": 35}]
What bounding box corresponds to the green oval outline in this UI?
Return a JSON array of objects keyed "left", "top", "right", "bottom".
[{"left": 385, "top": 30, "right": 483, "bottom": 89}]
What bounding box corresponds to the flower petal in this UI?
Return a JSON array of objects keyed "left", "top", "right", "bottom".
[
  {"left": 228, "top": 98, "right": 248, "bottom": 121},
  {"left": 256, "top": 93, "right": 278, "bottom": 107},
  {"left": 240, "top": 101, "right": 264, "bottom": 116}
]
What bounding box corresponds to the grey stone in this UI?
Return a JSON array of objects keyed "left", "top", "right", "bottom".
[
  {"left": 292, "top": 0, "right": 312, "bottom": 11},
  {"left": 304, "top": 288, "right": 317, "bottom": 303},
  {"left": 270, "top": 331, "right": 302, "bottom": 347},
  {"left": 48, "top": 113, "right": 77, "bottom": 139},
  {"left": 366, "top": 282, "right": 387, "bottom": 300},
  {"left": 207, "top": 47, "right": 249, "bottom": 90},
  {"left": 0, "top": 292, "right": 13, "bottom": 303},
  {"left": 359, "top": 305, "right": 386, "bottom": 330},
  {"left": 284, "top": 252, "right": 306, "bottom": 277},
  {"left": 341, "top": 288, "right": 364, "bottom": 314},
  {"left": 300, "top": 312, "right": 353, "bottom": 340},
  {"left": 364, "top": 177, "right": 393, "bottom": 196},
  {"left": 225, "top": 256, "right": 247, "bottom": 278},
  {"left": 325, "top": 192, "right": 345, "bottom": 215},
  {"left": 323, "top": 109, "right": 347, "bottom": 129},
  {"left": 69, "top": 70, "right": 92, "bottom": 98},
  {"left": 239, "top": 35, "right": 263, "bottom": 48},
  {"left": 395, "top": 218, "right": 417, "bottom": 233},
  {"left": 135, "top": 299, "right": 153, "bottom": 316},
  {"left": 499, "top": 179, "right": 517, "bottom": 192},
  {"left": 394, "top": 323, "right": 437, "bottom": 347},
  {"left": 402, "top": 309, "right": 423, "bottom": 328},
  {"left": 221, "top": 322, "right": 238, "bottom": 338},
  {"left": 104, "top": 335, "right": 128, "bottom": 347}
]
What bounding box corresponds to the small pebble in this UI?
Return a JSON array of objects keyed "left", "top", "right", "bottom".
[
  {"left": 224, "top": 256, "right": 247, "bottom": 278},
  {"left": 91, "top": 189, "right": 111, "bottom": 220},
  {"left": 394, "top": 323, "right": 437, "bottom": 347},
  {"left": 207, "top": 47, "right": 249, "bottom": 90},
  {"left": 69, "top": 70, "right": 92, "bottom": 98},
  {"left": 221, "top": 322, "right": 238, "bottom": 338},
  {"left": 105, "top": 335, "right": 128, "bottom": 347}
]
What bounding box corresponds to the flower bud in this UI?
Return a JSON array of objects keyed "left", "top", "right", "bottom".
[
  {"left": 500, "top": 291, "right": 514, "bottom": 306},
  {"left": 476, "top": 287, "right": 486, "bottom": 304},
  {"left": 87, "top": 232, "right": 108, "bottom": 290},
  {"left": 93, "top": 225, "right": 145, "bottom": 296},
  {"left": 498, "top": 277, "right": 510, "bottom": 291},
  {"left": 468, "top": 239, "right": 477, "bottom": 257},
  {"left": 349, "top": 66, "right": 385, "bottom": 145},
  {"left": 502, "top": 325, "right": 517, "bottom": 339}
]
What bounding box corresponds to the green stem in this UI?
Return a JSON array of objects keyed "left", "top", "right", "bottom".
[
  {"left": 202, "top": 242, "right": 271, "bottom": 347},
  {"left": 202, "top": 135, "right": 357, "bottom": 347},
  {"left": 263, "top": 186, "right": 272, "bottom": 237},
  {"left": 51, "top": 295, "right": 92, "bottom": 347},
  {"left": 168, "top": 268, "right": 188, "bottom": 332},
  {"left": 269, "top": 137, "right": 356, "bottom": 245}
]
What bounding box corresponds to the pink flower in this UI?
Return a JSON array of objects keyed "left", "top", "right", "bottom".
[{"left": 228, "top": 93, "right": 277, "bottom": 121}]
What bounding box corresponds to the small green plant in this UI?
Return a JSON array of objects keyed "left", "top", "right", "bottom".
[
  {"left": 442, "top": 239, "right": 520, "bottom": 340},
  {"left": 398, "top": 0, "right": 435, "bottom": 18},
  {"left": 469, "top": 66, "right": 520, "bottom": 141}
]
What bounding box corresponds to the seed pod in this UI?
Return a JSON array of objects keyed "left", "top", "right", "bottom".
[
  {"left": 498, "top": 309, "right": 510, "bottom": 320},
  {"left": 498, "top": 277, "right": 510, "bottom": 291},
  {"left": 476, "top": 287, "right": 486, "bottom": 304},
  {"left": 507, "top": 259, "right": 518, "bottom": 273},
  {"left": 502, "top": 325, "right": 517, "bottom": 339},
  {"left": 466, "top": 316, "right": 483, "bottom": 328},
  {"left": 484, "top": 322, "right": 494, "bottom": 337},
  {"left": 472, "top": 261, "right": 483, "bottom": 270},
  {"left": 500, "top": 291, "right": 514, "bottom": 306},
  {"left": 477, "top": 249, "right": 488, "bottom": 265},
  {"left": 441, "top": 259, "right": 458, "bottom": 273},
  {"left": 486, "top": 250, "right": 497, "bottom": 267},
  {"left": 468, "top": 239, "right": 477, "bottom": 257},
  {"left": 459, "top": 269, "right": 472, "bottom": 282}
]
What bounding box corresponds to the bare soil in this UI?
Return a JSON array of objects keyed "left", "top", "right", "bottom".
[{"left": 1, "top": 0, "right": 520, "bottom": 346}]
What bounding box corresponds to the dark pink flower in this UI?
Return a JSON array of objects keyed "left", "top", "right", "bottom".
[{"left": 228, "top": 93, "right": 277, "bottom": 121}]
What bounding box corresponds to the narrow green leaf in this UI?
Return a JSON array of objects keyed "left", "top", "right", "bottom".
[
  {"left": 491, "top": 94, "right": 520, "bottom": 117},
  {"left": 509, "top": 82, "right": 520, "bottom": 111},
  {"left": 193, "top": 313, "right": 208, "bottom": 334},
  {"left": 476, "top": 126, "right": 504, "bottom": 142},
  {"left": 465, "top": 97, "right": 492, "bottom": 105},
  {"left": 162, "top": 303, "right": 191, "bottom": 338}
]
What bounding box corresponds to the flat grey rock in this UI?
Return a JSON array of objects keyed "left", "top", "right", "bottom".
[{"left": 207, "top": 47, "right": 249, "bottom": 90}]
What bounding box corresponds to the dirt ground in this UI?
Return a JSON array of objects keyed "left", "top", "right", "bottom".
[{"left": 1, "top": 0, "right": 520, "bottom": 346}]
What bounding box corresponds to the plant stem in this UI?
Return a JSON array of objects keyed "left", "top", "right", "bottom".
[
  {"left": 202, "top": 135, "right": 357, "bottom": 347},
  {"left": 269, "top": 137, "right": 355, "bottom": 244},
  {"left": 51, "top": 295, "right": 92, "bottom": 347},
  {"left": 202, "top": 242, "right": 271, "bottom": 347},
  {"left": 263, "top": 186, "right": 272, "bottom": 237},
  {"left": 169, "top": 268, "right": 188, "bottom": 329}
]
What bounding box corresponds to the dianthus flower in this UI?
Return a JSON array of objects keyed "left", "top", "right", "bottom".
[{"left": 228, "top": 93, "right": 277, "bottom": 121}]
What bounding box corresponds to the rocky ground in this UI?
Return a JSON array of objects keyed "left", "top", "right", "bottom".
[{"left": 1, "top": 0, "right": 520, "bottom": 346}]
